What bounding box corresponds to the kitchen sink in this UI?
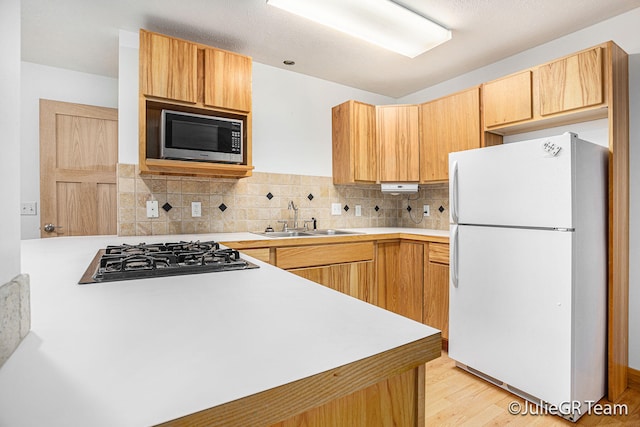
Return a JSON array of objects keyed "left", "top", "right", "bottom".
[
  {"left": 306, "top": 229, "right": 362, "bottom": 236},
  {"left": 252, "top": 230, "right": 315, "bottom": 238},
  {"left": 252, "top": 229, "right": 361, "bottom": 238}
]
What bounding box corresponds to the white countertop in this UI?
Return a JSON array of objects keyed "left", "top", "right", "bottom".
[{"left": 0, "top": 230, "right": 440, "bottom": 426}]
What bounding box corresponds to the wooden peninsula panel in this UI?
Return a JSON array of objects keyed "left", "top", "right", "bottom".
[{"left": 158, "top": 334, "right": 440, "bottom": 427}]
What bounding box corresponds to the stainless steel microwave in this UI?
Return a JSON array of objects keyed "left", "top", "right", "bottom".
[{"left": 160, "top": 109, "right": 243, "bottom": 164}]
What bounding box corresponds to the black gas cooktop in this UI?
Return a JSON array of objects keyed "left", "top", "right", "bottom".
[{"left": 79, "top": 241, "right": 259, "bottom": 284}]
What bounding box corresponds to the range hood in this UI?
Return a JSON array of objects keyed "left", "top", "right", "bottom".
[{"left": 380, "top": 183, "right": 419, "bottom": 195}]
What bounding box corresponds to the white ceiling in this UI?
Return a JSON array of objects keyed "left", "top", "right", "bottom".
[{"left": 20, "top": 0, "right": 640, "bottom": 98}]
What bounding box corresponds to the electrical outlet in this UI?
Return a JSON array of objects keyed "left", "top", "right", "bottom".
[
  {"left": 191, "top": 201, "right": 202, "bottom": 217},
  {"left": 20, "top": 202, "right": 37, "bottom": 216},
  {"left": 146, "top": 200, "right": 159, "bottom": 218},
  {"left": 423, "top": 204, "right": 430, "bottom": 217},
  {"left": 355, "top": 205, "right": 362, "bottom": 217},
  {"left": 331, "top": 203, "right": 342, "bottom": 216}
]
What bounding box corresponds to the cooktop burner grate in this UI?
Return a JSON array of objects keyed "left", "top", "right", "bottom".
[{"left": 79, "top": 241, "right": 259, "bottom": 284}]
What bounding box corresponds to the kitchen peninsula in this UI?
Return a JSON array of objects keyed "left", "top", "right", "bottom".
[{"left": 0, "top": 231, "right": 441, "bottom": 426}]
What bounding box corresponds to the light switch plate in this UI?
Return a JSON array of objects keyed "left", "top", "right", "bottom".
[
  {"left": 191, "top": 201, "right": 202, "bottom": 217},
  {"left": 355, "top": 205, "right": 362, "bottom": 217},
  {"left": 20, "top": 202, "right": 37, "bottom": 216},
  {"left": 146, "top": 200, "right": 159, "bottom": 218},
  {"left": 331, "top": 203, "right": 342, "bottom": 216},
  {"left": 423, "top": 205, "right": 430, "bottom": 217}
]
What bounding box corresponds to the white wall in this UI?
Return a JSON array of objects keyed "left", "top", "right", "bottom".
[
  {"left": 20, "top": 63, "right": 118, "bottom": 239},
  {"left": 116, "top": 30, "right": 395, "bottom": 176},
  {"left": 0, "top": 0, "right": 21, "bottom": 283},
  {"left": 251, "top": 62, "right": 393, "bottom": 175},
  {"left": 118, "top": 30, "right": 140, "bottom": 165},
  {"left": 399, "top": 7, "right": 640, "bottom": 371}
]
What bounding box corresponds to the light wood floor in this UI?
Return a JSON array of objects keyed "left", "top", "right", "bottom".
[{"left": 425, "top": 352, "right": 640, "bottom": 426}]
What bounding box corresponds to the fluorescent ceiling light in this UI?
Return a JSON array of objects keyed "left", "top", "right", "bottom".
[{"left": 266, "top": 0, "right": 451, "bottom": 58}]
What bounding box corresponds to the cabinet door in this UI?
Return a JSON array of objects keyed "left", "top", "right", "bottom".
[
  {"left": 332, "top": 101, "right": 377, "bottom": 184},
  {"left": 290, "top": 261, "right": 376, "bottom": 305},
  {"left": 139, "top": 30, "right": 197, "bottom": 103},
  {"left": 376, "top": 241, "right": 423, "bottom": 322},
  {"left": 482, "top": 71, "right": 532, "bottom": 127},
  {"left": 425, "top": 243, "right": 449, "bottom": 340},
  {"left": 204, "top": 48, "right": 252, "bottom": 112},
  {"left": 539, "top": 47, "right": 603, "bottom": 116},
  {"left": 420, "top": 87, "right": 481, "bottom": 182},
  {"left": 377, "top": 105, "right": 420, "bottom": 182}
]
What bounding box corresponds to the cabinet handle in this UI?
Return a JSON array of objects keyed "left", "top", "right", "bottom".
[
  {"left": 451, "top": 225, "right": 459, "bottom": 288},
  {"left": 451, "top": 160, "right": 459, "bottom": 224}
]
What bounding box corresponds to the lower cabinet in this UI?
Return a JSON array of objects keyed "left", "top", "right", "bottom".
[
  {"left": 276, "top": 242, "right": 377, "bottom": 304},
  {"left": 376, "top": 241, "right": 424, "bottom": 323},
  {"left": 289, "top": 261, "right": 376, "bottom": 305},
  {"left": 425, "top": 243, "right": 450, "bottom": 344}
]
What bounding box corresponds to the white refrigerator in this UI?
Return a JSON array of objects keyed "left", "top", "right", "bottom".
[{"left": 448, "top": 132, "right": 607, "bottom": 421}]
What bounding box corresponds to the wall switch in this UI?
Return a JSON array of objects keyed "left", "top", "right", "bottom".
[
  {"left": 331, "top": 203, "right": 342, "bottom": 216},
  {"left": 355, "top": 205, "right": 362, "bottom": 217},
  {"left": 191, "top": 201, "right": 202, "bottom": 217},
  {"left": 423, "top": 205, "right": 430, "bottom": 217},
  {"left": 146, "top": 200, "right": 159, "bottom": 218},
  {"left": 20, "top": 202, "right": 37, "bottom": 216}
]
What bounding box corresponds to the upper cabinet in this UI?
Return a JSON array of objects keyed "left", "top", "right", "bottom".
[
  {"left": 483, "top": 45, "right": 606, "bottom": 134},
  {"left": 483, "top": 71, "right": 532, "bottom": 128},
  {"left": 139, "top": 29, "right": 253, "bottom": 178},
  {"left": 538, "top": 47, "right": 603, "bottom": 116},
  {"left": 377, "top": 105, "right": 420, "bottom": 182},
  {"left": 332, "top": 100, "right": 377, "bottom": 184},
  {"left": 203, "top": 48, "right": 252, "bottom": 112},
  {"left": 420, "top": 87, "right": 481, "bottom": 182},
  {"left": 139, "top": 30, "right": 198, "bottom": 104}
]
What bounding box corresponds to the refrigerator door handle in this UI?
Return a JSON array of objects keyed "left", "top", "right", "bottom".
[
  {"left": 451, "top": 160, "right": 459, "bottom": 224},
  {"left": 451, "top": 224, "right": 459, "bottom": 288}
]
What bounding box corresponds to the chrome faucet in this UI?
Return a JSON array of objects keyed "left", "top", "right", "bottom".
[{"left": 288, "top": 201, "right": 299, "bottom": 229}]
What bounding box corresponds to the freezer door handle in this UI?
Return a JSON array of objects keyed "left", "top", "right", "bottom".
[
  {"left": 451, "top": 160, "right": 459, "bottom": 224},
  {"left": 451, "top": 224, "right": 459, "bottom": 288}
]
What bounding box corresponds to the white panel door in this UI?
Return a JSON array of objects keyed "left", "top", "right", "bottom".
[
  {"left": 449, "top": 224, "right": 573, "bottom": 406},
  {"left": 449, "top": 133, "right": 575, "bottom": 229}
]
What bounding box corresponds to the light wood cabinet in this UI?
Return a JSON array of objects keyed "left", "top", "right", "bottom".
[
  {"left": 377, "top": 105, "right": 420, "bottom": 182},
  {"left": 482, "top": 45, "right": 607, "bottom": 134},
  {"left": 276, "top": 242, "right": 376, "bottom": 304},
  {"left": 419, "top": 87, "right": 481, "bottom": 182},
  {"left": 139, "top": 29, "right": 254, "bottom": 178},
  {"left": 376, "top": 240, "right": 424, "bottom": 322},
  {"left": 290, "top": 261, "right": 376, "bottom": 305},
  {"left": 483, "top": 71, "right": 533, "bottom": 128},
  {"left": 139, "top": 30, "right": 198, "bottom": 104},
  {"left": 204, "top": 48, "right": 252, "bottom": 112},
  {"left": 331, "top": 100, "right": 377, "bottom": 184},
  {"left": 539, "top": 46, "right": 603, "bottom": 116},
  {"left": 238, "top": 248, "right": 272, "bottom": 264},
  {"left": 425, "top": 243, "right": 449, "bottom": 343},
  {"left": 275, "top": 242, "right": 374, "bottom": 269}
]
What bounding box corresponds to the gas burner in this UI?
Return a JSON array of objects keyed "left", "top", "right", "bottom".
[
  {"left": 105, "top": 243, "right": 167, "bottom": 256},
  {"left": 176, "top": 249, "right": 243, "bottom": 267},
  {"left": 166, "top": 241, "right": 220, "bottom": 253},
  {"left": 79, "top": 241, "right": 259, "bottom": 284}
]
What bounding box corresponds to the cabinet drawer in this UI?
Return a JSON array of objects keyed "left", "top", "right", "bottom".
[
  {"left": 239, "top": 248, "right": 271, "bottom": 264},
  {"left": 429, "top": 243, "right": 449, "bottom": 265},
  {"left": 276, "top": 242, "right": 374, "bottom": 269}
]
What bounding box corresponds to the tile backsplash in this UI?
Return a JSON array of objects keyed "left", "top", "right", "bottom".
[{"left": 117, "top": 164, "right": 449, "bottom": 236}]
